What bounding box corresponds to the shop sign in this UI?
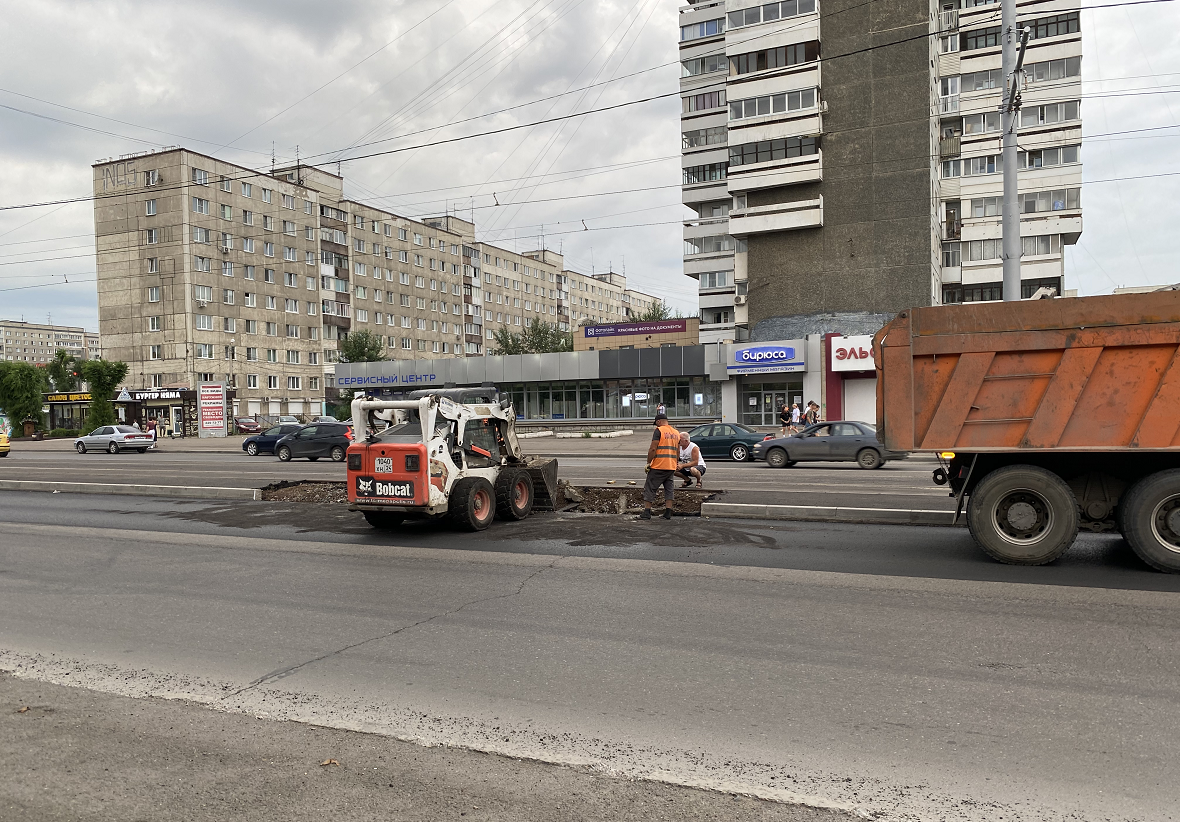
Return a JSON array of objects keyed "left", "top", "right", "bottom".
[
  {"left": 831, "top": 335, "right": 875, "bottom": 372},
  {"left": 728, "top": 342, "right": 805, "bottom": 375},
  {"left": 130, "top": 390, "right": 183, "bottom": 401},
  {"left": 337, "top": 373, "right": 438, "bottom": 386},
  {"left": 198, "top": 383, "right": 227, "bottom": 438},
  {"left": 46, "top": 392, "right": 92, "bottom": 403},
  {"left": 584, "top": 319, "right": 687, "bottom": 338}
]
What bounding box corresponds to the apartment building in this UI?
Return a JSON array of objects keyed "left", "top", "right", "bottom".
[
  {"left": 92, "top": 148, "right": 658, "bottom": 417},
  {"left": 0, "top": 320, "right": 98, "bottom": 363},
  {"left": 678, "top": 0, "right": 1082, "bottom": 343}
]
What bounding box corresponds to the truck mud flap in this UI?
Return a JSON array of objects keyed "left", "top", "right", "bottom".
[{"left": 525, "top": 458, "right": 558, "bottom": 511}]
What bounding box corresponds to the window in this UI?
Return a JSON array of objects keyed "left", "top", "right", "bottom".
[
  {"left": 962, "top": 154, "right": 999, "bottom": 176},
  {"left": 243, "top": 237, "right": 255, "bottom": 253},
  {"left": 284, "top": 298, "right": 298, "bottom": 313},
  {"left": 261, "top": 188, "right": 272, "bottom": 203},
  {"left": 1022, "top": 187, "right": 1081, "bottom": 213},
  {"left": 970, "top": 196, "right": 1001, "bottom": 218},
  {"left": 146, "top": 257, "right": 158, "bottom": 274},
  {"left": 283, "top": 220, "right": 296, "bottom": 236},
  {"left": 241, "top": 182, "right": 252, "bottom": 197},
  {"left": 401, "top": 337, "right": 412, "bottom": 350},
  {"left": 680, "top": 17, "right": 724, "bottom": 41},
  {"left": 682, "top": 163, "right": 728, "bottom": 185},
  {"left": 729, "top": 89, "right": 816, "bottom": 119},
  {"left": 962, "top": 25, "right": 1001, "bottom": 50},
  {"left": 730, "top": 41, "right": 819, "bottom": 75},
  {"left": 727, "top": 0, "right": 815, "bottom": 29},
  {"left": 1020, "top": 101, "right": 1080, "bottom": 127},
  {"left": 192, "top": 197, "right": 209, "bottom": 214},
  {"left": 194, "top": 256, "right": 211, "bottom": 272},
  {"left": 247, "top": 374, "right": 258, "bottom": 388},
  {"left": 1023, "top": 234, "right": 1063, "bottom": 257},
  {"left": 728, "top": 136, "right": 818, "bottom": 166},
  {"left": 281, "top": 271, "right": 296, "bottom": 288},
  {"left": 684, "top": 235, "right": 736, "bottom": 255},
  {"left": 963, "top": 112, "right": 1001, "bottom": 134},
  {"left": 287, "top": 349, "right": 300, "bottom": 364},
  {"left": 267, "top": 375, "right": 279, "bottom": 389},
  {"left": 149, "top": 315, "right": 161, "bottom": 331},
  {"left": 961, "top": 68, "right": 1002, "bottom": 92},
  {"left": 195, "top": 344, "right": 213, "bottom": 358},
  {"left": 963, "top": 13, "right": 1078, "bottom": 52},
  {"left": 682, "top": 126, "right": 728, "bottom": 149},
  {"left": 222, "top": 261, "right": 233, "bottom": 278},
  {"left": 146, "top": 228, "right": 158, "bottom": 244},
  {"left": 681, "top": 53, "right": 728, "bottom": 76},
  {"left": 222, "top": 289, "right": 234, "bottom": 305},
  {"left": 144, "top": 169, "right": 159, "bottom": 186},
  {"left": 263, "top": 215, "right": 274, "bottom": 230},
  {"left": 148, "top": 344, "right": 162, "bottom": 361},
  {"left": 941, "top": 159, "right": 961, "bottom": 178},
  {"left": 283, "top": 246, "right": 297, "bottom": 261},
  {"left": 245, "top": 320, "right": 257, "bottom": 334},
  {"left": 264, "top": 296, "right": 276, "bottom": 311},
  {"left": 195, "top": 314, "right": 214, "bottom": 330},
  {"left": 1018, "top": 145, "right": 1080, "bottom": 169},
  {"left": 942, "top": 241, "right": 961, "bottom": 268},
  {"left": 266, "top": 349, "right": 278, "bottom": 363},
  {"left": 309, "top": 377, "right": 320, "bottom": 390},
  {"left": 192, "top": 226, "right": 210, "bottom": 244},
  {"left": 147, "top": 286, "right": 161, "bottom": 302},
  {"left": 1027, "top": 56, "right": 1082, "bottom": 84},
  {"left": 146, "top": 199, "right": 156, "bottom": 216},
  {"left": 282, "top": 194, "right": 295, "bottom": 209},
  {"left": 219, "top": 204, "right": 232, "bottom": 220},
  {"left": 223, "top": 317, "right": 236, "bottom": 332},
  {"left": 191, "top": 168, "right": 208, "bottom": 185},
  {"left": 287, "top": 376, "right": 301, "bottom": 390},
  {"left": 264, "top": 242, "right": 275, "bottom": 257},
  {"left": 682, "top": 90, "right": 726, "bottom": 113},
  {"left": 940, "top": 33, "right": 959, "bottom": 53},
  {"left": 698, "top": 271, "right": 730, "bottom": 289}
]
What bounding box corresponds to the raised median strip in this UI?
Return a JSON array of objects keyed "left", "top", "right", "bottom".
[
  {"left": 701, "top": 501, "right": 959, "bottom": 526},
  {"left": 0, "top": 479, "right": 260, "bottom": 501}
]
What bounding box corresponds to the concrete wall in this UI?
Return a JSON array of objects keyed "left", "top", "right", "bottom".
[{"left": 747, "top": 0, "right": 937, "bottom": 332}]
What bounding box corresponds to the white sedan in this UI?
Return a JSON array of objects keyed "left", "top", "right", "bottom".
[{"left": 75, "top": 425, "right": 155, "bottom": 454}]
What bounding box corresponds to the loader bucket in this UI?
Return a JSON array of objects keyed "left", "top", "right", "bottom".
[{"left": 524, "top": 458, "right": 558, "bottom": 511}]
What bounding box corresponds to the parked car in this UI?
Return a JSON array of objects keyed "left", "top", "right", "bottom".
[
  {"left": 75, "top": 425, "right": 155, "bottom": 454},
  {"left": 754, "top": 421, "right": 894, "bottom": 469},
  {"left": 275, "top": 422, "right": 352, "bottom": 462},
  {"left": 277, "top": 415, "right": 300, "bottom": 424},
  {"left": 311, "top": 416, "right": 339, "bottom": 423},
  {"left": 234, "top": 416, "right": 262, "bottom": 434},
  {"left": 0, "top": 429, "right": 9, "bottom": 457},
  {"left": 241, "top": 423, "right": 302, "bottom": 456},
  {"left": 684, "top": 422, "right": 773, "bottom": 462}
]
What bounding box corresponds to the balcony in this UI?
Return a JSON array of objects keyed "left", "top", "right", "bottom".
[
  {"left": 944, "top": 220, "right": 962, "bottom": 240},
  {"left": 939, "top": 95, "right": 959, "bottom": 115},
  {"left": 940, "top": 136, "right": 961, "bottom": 158},
  {"left": 940, "top": 9, "right": 959, "bottom": 30}
]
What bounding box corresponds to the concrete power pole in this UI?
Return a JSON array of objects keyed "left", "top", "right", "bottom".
[{"left": 1001, "top": 0, "right": 1031, "bottom": 301}]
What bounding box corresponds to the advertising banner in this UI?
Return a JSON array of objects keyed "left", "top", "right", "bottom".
[
  {"left": 727, "top": 341, "right": 806, "bottom": 375},
  {"left": 198, "top": 383, "right": 227, "bottom": 438},
  {"left": 830, "top": 335, "right": 875, "bottom": 372},
  {"left": 583, "top": 319, "right": 687, "bottom": 338}
]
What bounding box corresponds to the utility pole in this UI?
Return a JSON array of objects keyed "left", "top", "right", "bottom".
[{"left": 1001, "top": 0, "right": 1031, "bottom": 301}]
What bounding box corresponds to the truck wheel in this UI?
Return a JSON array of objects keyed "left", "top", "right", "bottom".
[
  {"left": 966, "top": 465, "right": 1079, "bottom": 565},
  {"left": 495, "top": 468, "right": 534, "bottom": 520},
  {"left": 450, "top": 477, "right": 496, "bottom": 531},
  {"left": 363, "top": 511, "right": 405, "bottom": 530},
  {"left": 856, "top": 448, "right": 882, "bottom": 470},
  {"left": 1119, "top": 469, "right": 1180, "bottom": 573},
  {"left": 766, "top": 448, "right": 794, "bottom": 469}
]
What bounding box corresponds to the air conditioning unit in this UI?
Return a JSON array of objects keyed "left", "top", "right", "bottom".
[
  {"left": 734, "top": 295, "right": 748, "bottom": 305},
  {"left": 196, "top": 300, "right": 208, "bottom": 309},
  {"left": 220, "top": 246, "right": 230, "bottom": 254}
]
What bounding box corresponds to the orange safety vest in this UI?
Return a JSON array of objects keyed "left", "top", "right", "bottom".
[{"left": 651, "top": 424, "right": 681, "bottom": 470}]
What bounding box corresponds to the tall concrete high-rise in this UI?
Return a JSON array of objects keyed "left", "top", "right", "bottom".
[{"left": 679, "top": 0, "right": 1083, "bottom": 342}]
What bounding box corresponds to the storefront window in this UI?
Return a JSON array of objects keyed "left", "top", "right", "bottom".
[{"left": 741, "top": 379, "right": 803, "bottom": 426}]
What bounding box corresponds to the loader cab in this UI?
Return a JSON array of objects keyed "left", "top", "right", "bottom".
[{"left": 461, "top": 417, "right": 502, "bottom": 469}]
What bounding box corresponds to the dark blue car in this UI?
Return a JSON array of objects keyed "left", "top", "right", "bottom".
[{"left": 242, "top": 423, "right": 302, "bottom": 456}]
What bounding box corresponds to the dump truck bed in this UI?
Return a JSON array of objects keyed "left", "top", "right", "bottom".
[{"left": 875, "top": 291, "right": 1180, "bottom": 453}]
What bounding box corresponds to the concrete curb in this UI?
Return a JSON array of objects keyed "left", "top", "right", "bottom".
[
  {"left": 516, "top": 431, "right": 555, "bottom": 439},
  {"left": 701, "top": 501, "right": 959, "bottom": 526},
  {"left": 0, "top": 480, "right": 260, "bottom": 501},
  {"left": 555, "top": 430, "right": 635, "bottom": 439}
]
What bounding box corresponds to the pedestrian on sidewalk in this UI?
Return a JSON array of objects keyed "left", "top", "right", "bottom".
[
  {"left": 641, "top": 411, "right": 679, "bottom": 520},
  {"left": 806, "top": 401, "right": 819, "bottom": 426},
  {"left": 146, "top": 418, "right": 158, "bottom": 450},
  {"left": 675, "top": 432, "right": 706, "bottom": 488},
  {"left": 780, "top": 404, "right": 791, "bottom": 435},
  {"left": 789, "top": 403, "right": 802, "bottom": 433}
]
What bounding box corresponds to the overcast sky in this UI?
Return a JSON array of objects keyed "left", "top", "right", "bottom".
[{"left": 0, "top": 0, "right": 1177, "bottom": 332}]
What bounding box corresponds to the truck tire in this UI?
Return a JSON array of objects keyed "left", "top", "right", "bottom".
[
  {"left": 363, "top": 511, "right": 405, "bottom": 530},
  {"left": 966, "top": 465, "right": 1079, "bottom": 565},
  {"left": 495, "top": 468, "right": 534, "bottom": 520},
  {"left": 1118, "top": 469, "right": 1180, "bottom": 573},
  {"left": 449, "top": 477, "right": 496, "bottom": 531}
]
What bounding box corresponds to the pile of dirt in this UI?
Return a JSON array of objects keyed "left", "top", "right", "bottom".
[
  {"left": 555, "top": 479, "right": 716, "bottom": 515},
  {"left": 261, "top": 480, "right": 347, "bottom": 504}
]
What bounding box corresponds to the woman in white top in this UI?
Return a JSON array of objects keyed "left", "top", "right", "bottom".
[{"left": 675, "top": 432, "right": 707, "bottom": 488}]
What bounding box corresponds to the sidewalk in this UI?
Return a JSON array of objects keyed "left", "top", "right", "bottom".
[{"left": 12, "top": 435, "right": 249, "bottom": 453}]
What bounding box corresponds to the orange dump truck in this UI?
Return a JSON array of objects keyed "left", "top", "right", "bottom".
[{"left": 875, "top": 291, "right": 1180, "bottom": 572}]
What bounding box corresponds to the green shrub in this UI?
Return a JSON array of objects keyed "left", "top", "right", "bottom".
[{"left": 49, "top": 428, "right": 82, "bottom": 439}]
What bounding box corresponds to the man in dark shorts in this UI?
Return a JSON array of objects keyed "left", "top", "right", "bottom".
[{"left": 641, "top": 412, "right": 680, "bottom": 520}]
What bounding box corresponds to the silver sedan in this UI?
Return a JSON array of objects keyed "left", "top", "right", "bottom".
[{"left": 75, "top": 425, "right": 155, "bottom": 454}]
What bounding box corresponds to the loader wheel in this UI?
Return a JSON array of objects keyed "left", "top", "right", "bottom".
[
  {"left": 966, "top": 465, "right": 1078, "bottom": 565},
  {"left": 363, "top": 511, "right": 405, "bottom": 530},
  {"left": 1119, "top": 469, "right": 1180, "bottom": 573},
  {"left": 450, "top": 477, "right": 496, "bottom": 531},
  {"left": 495, "top": 468, "right": 534, "bottom": 520}
]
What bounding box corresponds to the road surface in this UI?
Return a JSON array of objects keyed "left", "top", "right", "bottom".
[{"left": 1, "top": 492, "right": 1177, "bottom": 821}]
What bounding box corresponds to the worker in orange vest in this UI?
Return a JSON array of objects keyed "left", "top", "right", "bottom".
[{"left": 641, "top": 411, "right": 680, "bottom": 520}]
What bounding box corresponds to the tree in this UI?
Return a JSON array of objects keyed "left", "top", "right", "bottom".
[
  {"left": 0, "top": 362, "right": 47, "bottom": 430},
  {"left": 337, "top": 329, "right": 386, "bottom": 363},
  {"left": 489, "top": 319, "right": 572, "bottom": 355},
  {"left": 637, "top": 299, "right": 681, "bottom": 322},
  {"left": 47, "top": 349, "right": 79, "bottom": 392},
  {"left": 78, "top": 360, "right": 129, "bottom": 429}
]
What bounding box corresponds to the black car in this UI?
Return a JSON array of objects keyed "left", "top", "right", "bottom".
[
  {"left": 685, "top": 422, "right": 771, "bottom": 462},
  {"left": 242, "top": 424, "right": 302, "bottom": 456},
  {"left": 275, "top": 422, "right": 352, "bottom": 462},
  {"left": 754, "top": 421, "right": 895, "bottom": 469}
]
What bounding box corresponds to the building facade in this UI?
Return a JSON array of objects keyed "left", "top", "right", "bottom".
[
  {"left": 92, "top": 148, "right": 658, "bottom": 419},
  {"left": 0, "top": 320, "right": 99, "bottom": 364},
  {"left": 679, "top": 0, "right": 1083, "bottom": 342}
]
